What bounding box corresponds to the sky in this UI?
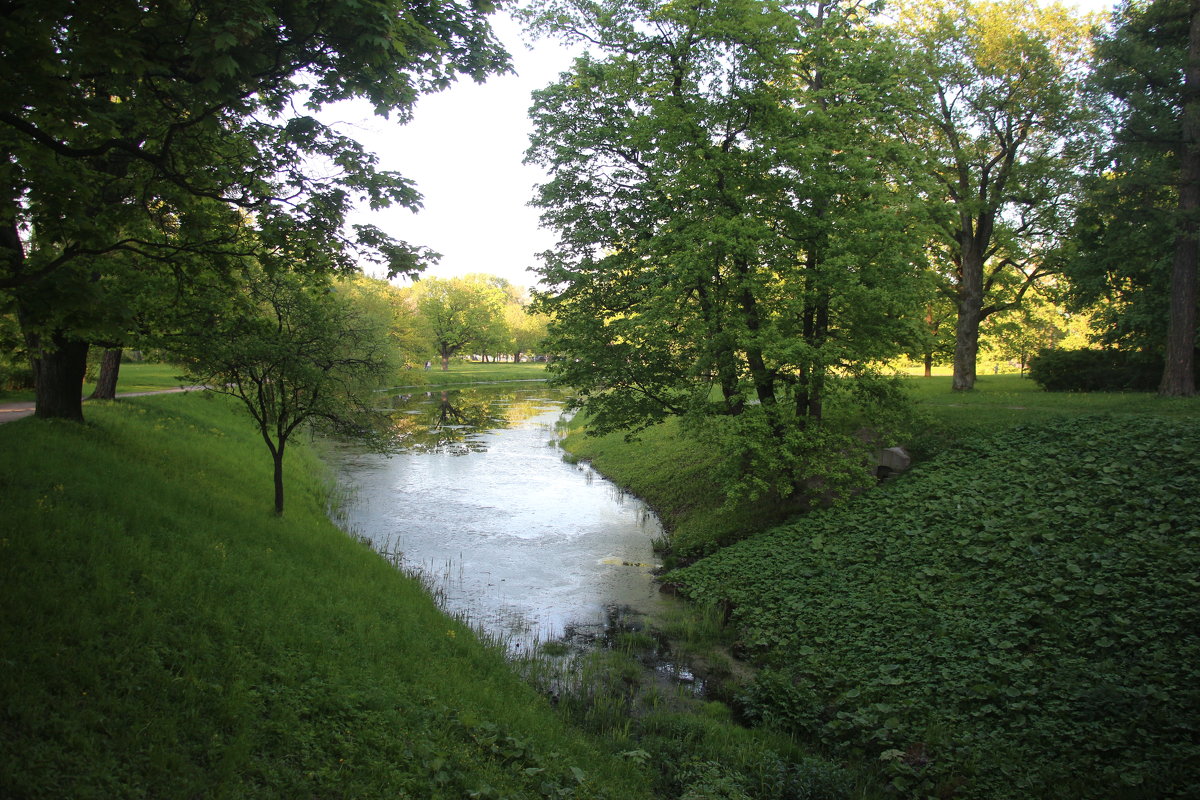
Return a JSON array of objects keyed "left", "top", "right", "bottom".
[
  {"left": 331, "top": 1, "right": 1117, "bottom": 292},
  {"left": 327, "top": 13, "right": 579, "bottom": 291}
]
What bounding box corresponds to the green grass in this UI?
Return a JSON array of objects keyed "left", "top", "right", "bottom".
[
  {"left": 389, "top": 360, "right": 548, "bottom": 388},
  {"left": 902, "top": 373, "right": 1200, "bottom": 455},
  {"left": 561, "top": 418, "right": 800, "bottom": 561},
  {"left": 562, "top": 375, "right": 1200, "bottom": 557},
  {"left": 0, "top": 361, "right": 194, "bottom": 403},
  {"left": 0, "top": 392, "right": 649, "bottom": 799},
  {"left": 561, "top": 376, "right": 1200, "bottom": 798}
]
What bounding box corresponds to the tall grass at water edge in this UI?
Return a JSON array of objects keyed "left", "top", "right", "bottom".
[{"left": 0, "top": 391, "right": 649, "bottom": 799}]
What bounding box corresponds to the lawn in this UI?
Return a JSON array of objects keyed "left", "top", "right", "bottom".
[
  {"left": 0, "top": 360, "right": 194, "bottom": 403},
  {"left": 387, "top": 360, "right": 548, "bottom": 389},
  {"left": 0, "top": 391, "right": 648, "bottom": 799}
]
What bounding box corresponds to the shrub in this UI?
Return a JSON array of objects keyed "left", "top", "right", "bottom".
[{"left": 1027, "top": 348, "right": 1161, "bottom": 391}]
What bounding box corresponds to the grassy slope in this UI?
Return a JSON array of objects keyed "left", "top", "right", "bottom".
[
  {"left": 0, "top": 392, "right": 646, "bottom": 799},
  {"left": 561, "top": 375, "right": 1200, "bottom": 557},
  {"left": 562, "top": 376, "right": 1200, "bottom": 797}
]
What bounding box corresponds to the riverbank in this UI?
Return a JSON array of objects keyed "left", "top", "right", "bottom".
[
  {"left": 560, "top": 376, "right": 1200, "bottom": 798},
  {"left": 0, "top": 392, "right": 650, "bottom": 798}
]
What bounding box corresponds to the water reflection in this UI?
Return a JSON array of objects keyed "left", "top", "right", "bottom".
[
  {"left": 330, "top": 384, "right": 670, "bottom": 650},
  {"left": 378, "top": 388, "right": 563, "bottom": 455}
]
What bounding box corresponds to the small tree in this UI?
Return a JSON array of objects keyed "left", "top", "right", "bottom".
[{"left": 176, "top": 268, "right": 398, "bottom": 514}]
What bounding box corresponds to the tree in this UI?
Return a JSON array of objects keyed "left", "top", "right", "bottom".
[
  {"left": 412, "top": 276, "right": 507, "bottom": 369},
  {"left": 0, "top": 0, "right": 508, "bottom": 420},
  {"left": 525, "top": 0, "right": 927, "bottom": 501},
  {"left": 339, "top": 273, "right": 430, "bottom": 369},
  {"left": 892, "top": 0, "right": 1096, "bottom": 391},
  {"left": 1163, "top": 0, "right": 1200, "bottom": 395},
  {"left": 174, "top": 267, "right": 398, "bottom": 514},
  {"left": 1075, "top": 0, "right": 1198, "bottom": 395},
  {"left": 505, "top": 303, "right": 549, "bottom": 362}
]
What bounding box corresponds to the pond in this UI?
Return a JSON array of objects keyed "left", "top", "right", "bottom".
[{"left": 325, "top": 382, "right": 672, "bottom": 650}]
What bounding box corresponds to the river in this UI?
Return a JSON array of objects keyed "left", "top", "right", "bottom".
[{"left": 324, "top": 382, "right": 671, "bottom": 651}]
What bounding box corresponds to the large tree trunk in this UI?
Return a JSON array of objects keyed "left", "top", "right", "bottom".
[
  {"left": 953, "top": 248, "right": 985, "bottom": 391},
  {"left": 272, "top": 447, "right": 286, "bottom": 515},
  {"left": 88, "top": 348, "right": 122, "bottom": 400},
  {"left": 26, "top": 328, "right": 89, "bottom": 421},
  {"left": 1160, "top": 0, "right": 1200, "bottom": 397}
]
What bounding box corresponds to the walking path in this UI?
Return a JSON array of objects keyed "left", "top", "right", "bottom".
[{"left": 0, "top": 386, "right": 205, "bottom": 424}]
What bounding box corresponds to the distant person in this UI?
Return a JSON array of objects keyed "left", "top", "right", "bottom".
[{"left": 424, "top": 360, "right": 432, "bottom": 371}]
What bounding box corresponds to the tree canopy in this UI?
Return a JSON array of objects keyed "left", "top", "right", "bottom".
[
  {"left": 175, "top": 266, "right": 399, "bottom": 514},
  {"left": 891, "top": 0, "right": 1097, "bottom": 390},
  {"left": 0, "top": 0, "right": 508, "bottom": 419},
  {"left": 525, "top": 0, "right": 928, "bottom": 500}
]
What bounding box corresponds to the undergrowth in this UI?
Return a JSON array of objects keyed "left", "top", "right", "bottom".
[{"left": 670, "top": 415, "right": 1200, "bottom": 798}]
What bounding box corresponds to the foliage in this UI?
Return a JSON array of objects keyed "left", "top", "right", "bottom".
[
  {"left": 891, "top": 0, "right": 1098, "bottom": 390},
  {"left": 1064, "top": 0, "right": 1198, "bottom": 393},
  {"left": 978, "top": 287, "right": 1091, "bottom": 371},
  {"left": 670, "top": 415, "right": 1200, "bottom": 798},
  {"left": 0, "top": 392, "right": 651, "bottom": 799},
  {"left": 0, "top": 0, "right": 508, "bottom": 418},
  {"left": 412, "top": 275, "right": 509, "bottom": 369},
  {"left": 525, "top": 0, "right": 926, "bottom": 502},
  {"left": 338, "top": 273, "right": 431, "bottom": 369},
  {"left": 172, "top": 267, "right": 399, "bottom": 513},
  {"left": 1027, "top": 347, "right": 1162, "bottom": 391}
]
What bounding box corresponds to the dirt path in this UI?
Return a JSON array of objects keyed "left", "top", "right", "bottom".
[{"left": 0, "top": 386, "right": 206, "bottom": 424}]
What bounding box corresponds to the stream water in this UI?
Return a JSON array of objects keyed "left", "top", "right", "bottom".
[{"left": 325, "top": 382, "right": 673, "bottom": 651}]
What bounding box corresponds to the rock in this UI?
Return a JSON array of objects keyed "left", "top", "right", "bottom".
[{"left": 875, "top": 446, "right": 911, "bottom": 479}]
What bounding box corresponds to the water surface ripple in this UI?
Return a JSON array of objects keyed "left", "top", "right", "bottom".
[{"left": 326, "top": 384, "right": 668, "bottom": 648}]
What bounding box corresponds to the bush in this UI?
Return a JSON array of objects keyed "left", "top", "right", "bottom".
[{"left": 1027, "top": 347, "right": 1161, "bottom": 391}]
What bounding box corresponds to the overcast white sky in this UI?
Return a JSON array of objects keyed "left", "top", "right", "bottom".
[
  {"left": 332, "top": 1, "right": 1116, "bottom": 292},
  {"left": 327, "top": 12, "right": 578, "bottom": 291}
]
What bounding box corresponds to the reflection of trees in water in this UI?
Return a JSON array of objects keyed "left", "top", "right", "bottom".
[{"left": 382, "top": 387, "right": 562, "bottom": 454}]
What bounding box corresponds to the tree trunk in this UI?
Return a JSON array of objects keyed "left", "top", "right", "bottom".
[
  {"left": 953, "top": 248, "right": 985, "bottom": 391},
  {"left": 88, "top": 348, "right": 122, "bottom": 400},
  {"left": 273, "top": 448, "right": 285, "bottom": 515},
  {"left": 1160, "top": 0, "right": 1200, "bottom": 397},
  {"left": 27, "top": 329, "right": 89, "bottom": 421},
  {"left": 924, "top": 351, "right": 933, "bottom": 378}
]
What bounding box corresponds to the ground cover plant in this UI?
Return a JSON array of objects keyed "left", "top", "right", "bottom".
[
  {"left": 901, "top": 374, "right": 1200, "bottom": 456},
  {"left": 0, "top": 392, "right": 649, "bottom": 799},
  {"left": 669, "top": 414, "right": 1200, "bottom": 798}
]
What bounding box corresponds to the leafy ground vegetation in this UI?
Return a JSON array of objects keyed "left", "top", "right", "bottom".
[
  {"left": 0, "top": 392, "right": 648, "bottom": 799},
  {"left": 563, "top": 376, "right": 1199, "bottom": 798}
]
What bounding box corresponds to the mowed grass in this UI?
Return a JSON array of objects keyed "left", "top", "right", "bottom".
[
  {"left": 0, "top": 361, "right": 194, "bottom": 403},
  {"left": 0, "top": 392, "right": 649, "bottom": 799},
  {"left": 388, "top": 360, "right": 548, "bottom": 389},
  {"left": 902, "top": 373, "right": 1200, "bottom": 455}
]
